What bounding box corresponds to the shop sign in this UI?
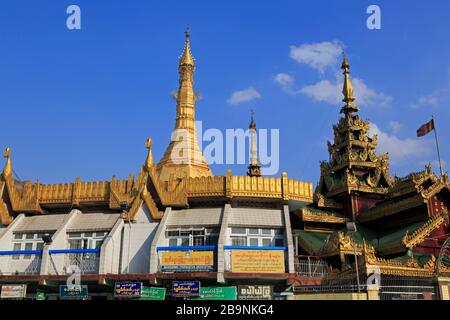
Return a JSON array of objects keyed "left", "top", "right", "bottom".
[
  {"left": 237, "top": 285, "right": 273, "bottom": 300},
  {"left": 231, "top": 250, "right": 285, "bottom": 273},
  {"left": 0, "top": 285, "right": 27, "bottom": 299},
  {"left": 172, "top": 281, "right": 200, "bottom": 297},
  {"left": 59, "top": 285, "right": 89, "bottom": 300},
  {"left": 114, "top": 282, "right": 142, "bottom": 298},
  {"left": 161, "top": 251, "right": 214, "bottom": 272}
]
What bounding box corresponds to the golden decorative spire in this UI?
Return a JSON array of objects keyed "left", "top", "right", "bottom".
[
  {"left": 247, "top": 111, "right": 261, "bottom": 177},
  {"left": 2, "top": 147, "right": 12, "bottom": 178},
  {"left": 144, "top": 138, "right": 154, "bottom": 170},
  {"left": 179, "top": 28, "right": 195, "bottom": 67},
  {"left": 340, "top": 54, "right": 359, "bottom": 114},
  {"left": 157, "top": 30, "right": 212, "bottom": 181}
]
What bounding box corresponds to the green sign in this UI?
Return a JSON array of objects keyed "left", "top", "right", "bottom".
[
  {"left": 36, "top": 292, "right": 46, "bottom": 300},
  {"left": 138, "top": 287, "right": 166, "bottom": 300},
  {"left": 192, "top": 287, "right": 237, "bottom": 300}
]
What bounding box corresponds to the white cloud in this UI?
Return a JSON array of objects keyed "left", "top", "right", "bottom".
[
  {"left": 300, "top": 77, "right": 392, "bottom": 107},
  {"left": 289, "top": 40, "right": 344, "bottom": 73},
  {"left": 227, "top": 87, "right": 261, "bottom": 105},
  {"left": 388, "top": 121, "right": 402, "bottom": 134},
  {"left": 274, "top": 73, "right": 294, "bottom": 87},
  {"left": 369, "top": 123, "right": 432, "bottom": 164},
  {"left": 412, "top": 93, "right": 440, "bottom": 108}
]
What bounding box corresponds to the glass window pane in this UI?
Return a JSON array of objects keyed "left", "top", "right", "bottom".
[
  {"left": 36, "top": 243, "right": 44, "bottom": 251},
  {"left": 180, "top": 230, "right": 191, "bottom": 236},
  {"left": 68, "top": 233, "right": 81, "bottom": 239},
  {"left": 169, "top": 238, "right": 178, "bottom": 247},
  {"left": 25, "top": 233, "right": 34, "bottom": 240},
  {"left": 14, "top": 233, "right": 23, "bottom": 240},
  {"left": 13, "top": 243, "right": 21, "bottom": 251},
  {"left": 167, "top": 230, "right": 179, "bottom": 237},
  {"left": 193, "top": 237, "right": 205, "bottom": 246},
  {"left": 84, "top": 232, "right": 93, "bottom": 238},
  {"left": 231, "top": 237, "right": 246, "bottom": 246},
  {"left": 248, "top": 228, "right": 259, "bottom": 235},
  {"left": 181, "top": 238, "right": 190, "bottom": 246},
  {"left": 261, "top": 229, "right": 272, "bottom": 235},
  {"left": 23, "top": 243, "right": 33, "bottom": 259},
  {"left": 249, "top": 238, "right": 258, "bottom": 246},
  {"left": 274, "top": 229, "right": 284, "bottom": 235},
  {"left": 262, "top": 238, "right": 272, "bottom": 247},
  {"left": 231, "top": 227, "right": 246, "bottom": 235},
  {"left": 192, "top": 230, "right": 204, "bottom": 236}
]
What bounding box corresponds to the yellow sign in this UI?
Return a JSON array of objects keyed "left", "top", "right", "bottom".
[
  {"left": 161, "top": 251, "right": 214, "bottom": 271},
  {"left": 231, "top": 250, "right": 285, "bottom": 273}
]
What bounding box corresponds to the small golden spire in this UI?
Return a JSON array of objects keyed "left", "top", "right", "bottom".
[
  {"left": 179, "top": 27, "right": 195, "bottom": 67},
  {"left": 2, "top": 147, "right": 12, "bottom": 178},
  {"left": 144, "top": 138, "right": 154, "bottom": 170},
  {"left": 340, "top": 53, "right": 359, "bottom": 114}
]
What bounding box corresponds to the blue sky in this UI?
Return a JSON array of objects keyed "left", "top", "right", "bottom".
[{"left": 0, "top": 0, "right": 449, "bottom": 185}]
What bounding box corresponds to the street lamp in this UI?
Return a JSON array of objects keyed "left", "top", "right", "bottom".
[{"left": 346, "top": 222, "right": 361, "bottom": 293}]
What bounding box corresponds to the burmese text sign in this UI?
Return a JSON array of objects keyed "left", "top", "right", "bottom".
[
  {"left": 231, "top": 250, "right": 285, "bottom": 273},
  {"left": 138, "top": 287, "right": 166, "bottom": 300},
  {"left": 172, "top": 281, "right": 200, "bottom": 297},
  {"left": 0, "top": 284, "right": 27, "bottom": 299},
  {"left": 59, "top": 285, "right": 89, "bottom": 300},
  {"left": 192, "top": 286, "right": 237, "bottom": 300},
  {"left": 114, "top": 282, "right": 142, "bottom": 298},
  {"left": 237, "top": 285, "right": 273, "bottom": 300},
  {"left": 161, "top": 251, "right": 214, "bottom": 272}
]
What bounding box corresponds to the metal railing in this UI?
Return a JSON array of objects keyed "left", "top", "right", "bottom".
[
  {"left": 49, "top": 249, "right": 100, "bottom": 275},
  {"left": 294, "top": 255, "right": 328, "bottom": 277},
  {"left": 0, "top": 251, "right": 42, "bottom": 275}
]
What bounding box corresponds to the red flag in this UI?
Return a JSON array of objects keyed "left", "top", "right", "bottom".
[{"left": 417, "top": 119, "right": 434, "bottom": 137}]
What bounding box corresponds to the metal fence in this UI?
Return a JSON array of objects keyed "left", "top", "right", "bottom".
[
  {"left": 379, "top": 275, "right": 438, "bottom": 300},
  {"left": 0, "top": 253, "right": 42, "bottom": 275},
  {"left": 64, "top": 253, "right": 100, "bottom": 274},
  {"left": 294, "top": 256, "right": 327, "bottom": 277}
]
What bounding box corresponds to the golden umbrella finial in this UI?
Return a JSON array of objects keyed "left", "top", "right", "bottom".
[
  {"left": 340, "top": 53, "right": 359, "bottom": 114},
  {"left": 179, "top": 26, "right": 195, "bottom": 67},
  {"left": 144, "top": 138, "right": 154, "bottom": 170},
  {"left": 2, "top": 147, "right": 12, "bottom": 178}
]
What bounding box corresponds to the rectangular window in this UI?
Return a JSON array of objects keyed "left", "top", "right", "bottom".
[
  {"left": 248, "top": 228, "right": 259, "bottom": 235},
  {"left": 14, "top": 233, "right": 23, "bottom": 240},
  {"left": 261, "top": 229, "right": 272, "bottom": 235},
  {"left": 25, "top": 233, "right": 35, "bottom": 240},
  {"left": 262, "top": 238, "right": 272, "bottom": 247},
  {"left": 206, "top": 236, "right": 218, "bottom": 246},
  {"left": 231, "top": 237, "right": 246, "bottom": 246},
  {"left": 231, "top": 227, "right": 246, "bottom": 235},
  {"left": 181, "top": 238, "right": 190, "bottom": 246},
  {"left": 68, "top": 232, "right": 82, "bottom": 239},
  {"left": 248, "top": 238, "right": 258, "bottom": 246},
  {"left": 193, "top": 236, "right": 205, "bottom": 246},
  {"left": 23, "top": 243, "right": 33, "bottom": 260},
  {"left": 167, "top": 230, "right": 179, "bottom": 237},
  {"left": 169, "top": 238, "right": 178, "bottom": 247},
  {"left": 12, "top": 243, "right": 21, "bottom": 260},
  {"left": 36, "top": 242, "right": 44, "bottom": 251}
]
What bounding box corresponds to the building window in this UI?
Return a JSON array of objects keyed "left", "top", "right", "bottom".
[
  {"left": 228, "top": 227, "right": 284, "bottom": 247},
  {"left": 67, "top": 231, "right": 108, "bottom": 250},
  {"left": 166, "top": 227, "right": 219, "bottom": 247},
  {"left": 11, "top": 232, "right": 49, "bottom": 261},
  {"left": 231, "top": 237, "right": 247, "bottom": 246}
]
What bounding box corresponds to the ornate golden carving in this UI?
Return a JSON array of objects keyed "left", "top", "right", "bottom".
[{"left": 402, "top": 209, "right": 448, "bottom": 248}]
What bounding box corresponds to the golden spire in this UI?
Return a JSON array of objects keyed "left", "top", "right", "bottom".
[
  {"left": 2, "top": 147, "right": 12, "bottom": 178},
  {"left": 144, "top": 138, "right": 154, "bottom": 171},
  {"left": 179, "top": 28, "right": 195, "bottom": 67},
  {"left": 156, "top": 30, "right": 212, "bottom": 181},
  {"left": 340, "top": 53, "right": 359, "bottom": 114}
]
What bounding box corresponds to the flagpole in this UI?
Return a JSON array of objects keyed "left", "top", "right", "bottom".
[{"left": 432, "top": 115, "right": 444, "bottom": 176}]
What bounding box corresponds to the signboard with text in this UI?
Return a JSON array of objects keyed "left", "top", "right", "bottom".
[
  {"left": 172, "top": 281, "right": 200, "bottom": 297},
  {"left": 192, "top": 286, "right": 237, "bottom": 300},
  {"left": 1, "top": 285, "right": 27, "bottom": 299},
  {"left": 114, "top": 282, "right": 142, "bottom": 298},
  {"left": 59, "top": 285, "right": 89, "bottom": 300},
  {"left": 237, "top": 285, "right": 273, "bottom": 300},
  {"left": 231, "top": 250, "right": 285, "bottom": 273},
  {"left": 161, "top": 251, "right": 214, "bottom": 272},
  {"left": 138, "top": 287, "right": 166, "bottom": 300}
]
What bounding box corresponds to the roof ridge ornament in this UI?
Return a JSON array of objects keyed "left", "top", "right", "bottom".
[
  {"left": 340, "top": 54, "right": 360, "bottom": 115},
  {"left": 2, "top": 147, "right": 12, "bottom": 178},
  {"left": 144, "top": 138, "right": 154, "bottom": 170}
]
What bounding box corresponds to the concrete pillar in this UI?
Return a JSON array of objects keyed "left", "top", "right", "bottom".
[
  {"left": 149, "top": 207, "right": 171, "bottom": 274},
  {"left": 282, "top": 205, "right": 295, "bottom": 273},
  {"left": 217, "top": 204, "right": 231, "bottom": 283},
  {"left": 367, "top": 286, "right": 380, "bottom": 300}
]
